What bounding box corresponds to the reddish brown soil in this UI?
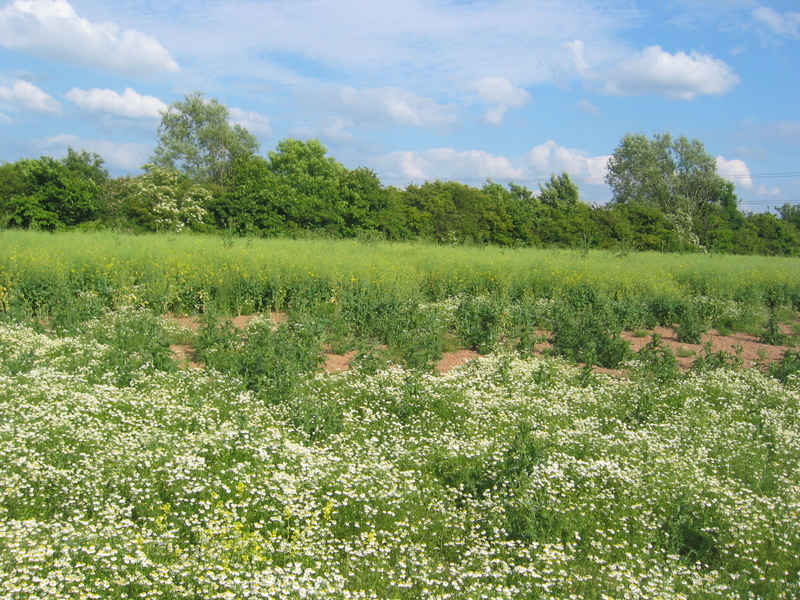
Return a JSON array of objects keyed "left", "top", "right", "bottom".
[
  {"left": 167, "top": 314, "right": 798, "bottom": 376},
  {"left": 167, "top": 313, "right": 287, "bottom": 370}
]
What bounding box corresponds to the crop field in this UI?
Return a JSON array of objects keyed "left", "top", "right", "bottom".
[{"left": 2, "top": 230, "right": 800, "bottom": 599}]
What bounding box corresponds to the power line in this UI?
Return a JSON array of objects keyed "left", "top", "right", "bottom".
[{"left": 381, "top": 172, "right": 800, "bottom": 183}]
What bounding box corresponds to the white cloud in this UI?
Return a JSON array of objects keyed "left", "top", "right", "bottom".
[
  {"left": 528, "top": 141, "right": 610, "bottom": 182},
  {"left": 576, "top": 100, "right": 601, "bottom": 116},
  {"left": 0, "top": 80, "right": 61, "bottom": 114},
  {"left": 0, "top": 0, "right": 178, "bottom": 76},
  {"left": 169, "top": 0, "right": 640, "bottom": 92},
  {"left": 467, "top": 77, "right": 532, "bottom": 126},
  {"left": 66, "top": 87, "right": 167, "bottom": 119},
  {"left": 320, "top": 118, "right": 359, "bottom": 145},
  {"left": 586, "top": 45, "right": 740, "bottom": 99},
  {"left": 229, "top": 107, "right": 273, "bottom": 137},
  {"left": 383, "top": 148, "right": 525, "bottom": 183},
  {"left": 756, "top": 184, "right": 782, "bottom": 197},
  {"left": 330, "top": 86, "right": 460, "bottom": 132},
  {"left": 0, "top": 111, "right": 13, "bottom": 123},
  {"left": 771, "top": 120, "right": 800, "bottom": 141},
  {"left": 716, "top": 156, "right": 753, "bottom": 188},
  {"left": 40, "top": 133, "right": 148, "bottom": 172},
  {"left": 716, "top": 156, "right": 784, "bottom": 198},
  {"left": 752, "top": 7, "right": 800, "bottom": 39}
]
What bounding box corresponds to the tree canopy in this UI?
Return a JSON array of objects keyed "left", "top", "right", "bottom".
[
  {"left": 606, "top": 133, "right": 734, "bottom": 247},
  {"left": 1, "top": 102, "right": 799, "bottom": 257},
  {"left": 150, "top": 92, "right": 259, "bottom": 187}
]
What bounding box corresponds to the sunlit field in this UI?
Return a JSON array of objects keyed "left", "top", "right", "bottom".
[
  {"left": 1, "top": 231, "right": 800, "bottom": 598},
  {"left": 3, "top": 229, "right": 800, "bottom": 314}
]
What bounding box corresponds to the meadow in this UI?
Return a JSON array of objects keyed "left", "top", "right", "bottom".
[{"left": 1, "top": 230, "right": 800, "bottom": 599}]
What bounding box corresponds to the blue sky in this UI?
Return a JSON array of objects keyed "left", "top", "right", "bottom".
[{"left": 1, "top": 0, "right": 798, "bottom": 211}]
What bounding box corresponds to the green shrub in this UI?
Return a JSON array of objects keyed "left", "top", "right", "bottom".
[
  {"left": 692, "top": 341, "right": 744, "bottom": 372},
  {"left": 87, "top": 307, "right": 177, "bottom": 386},
  {"left": 550, "top": 305, "right": 630, "bottom": 368},
  {"left": 387, "top": 305, "right": 445, "bottom": 371},
  {"left": 647, "top": 294, "right": 685, "bottom": 327},
  {"left": 657, "top": 499, "right": 724, "bottom": 568},
  {"left": 633, "top": 332, "right": 680, "bottom": 382},
  {"left": 769, "top": 349, "right": 800, "bottom": 383},
  {"left": 198, "top": 316, "right": 324, "bottom": 400},
  {"left": 455, "top": 294, "right": 506, "bottom": 353},
  {"left": 676, "top": 306, "right": 707, "bottom": 344},
  {"left": 760, "top": 310, "right": 789, "bottom": 346}
]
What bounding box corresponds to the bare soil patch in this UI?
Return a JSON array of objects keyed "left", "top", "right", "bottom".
[
  {"left": 170, "top": 344, "right": 201, "bottom": 370},
  {"left": 436, "top": 349, "right": 481, "bottom": 373},
  {"left": 167, "top": 313, "right": 288, "bottom": 369},
  {"left": 325, "top": 350, "right": 359, "bottom": 373},
  {"left": 167, "top": 313, "right": 798, "bottom": 376}
]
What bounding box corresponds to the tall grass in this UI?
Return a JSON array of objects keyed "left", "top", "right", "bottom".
[{"left": 3, "top": 230, "right": 800, "bottom": 317}]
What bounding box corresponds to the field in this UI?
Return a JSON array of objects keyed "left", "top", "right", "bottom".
[{"left": 2, "top": 230, "right": 800, "bottom": 599}]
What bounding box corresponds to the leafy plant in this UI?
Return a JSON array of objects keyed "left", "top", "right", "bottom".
[
  {"left": 760, "top": 310, "right": 788, "bottom": 346},
  {"left": 455, "top": 294, "right": 505, "bottom": 354},
  {"left": 633, "top": 332, "right": 680, "bottom": 381},
  {"left": 769, "top": 349, "right": 800, "bottom": 383},
  {"left": 88, "top": 307, "right": 177, "bottom": 386},
  {"left": 657, "top": 499, "right": 723, "bottom": 568},
  {"left": 550, "top": 305, "right": 631, "bottom": 368},
  {"left": 386, "top": 305, "right": 445, "bottom": 371},
  {"left": 692, "top": 341, "right": 744, "bottom": 372},
  {"left": 676, "top": 306, "right": 707, "bottom": 344},
  {"left": 198, "top": 316, "right": 324, "bottom": 400}
]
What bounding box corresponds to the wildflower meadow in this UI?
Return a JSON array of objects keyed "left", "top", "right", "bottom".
[{"left": 1, "top": 230, "right": 800, "bottom": 599}]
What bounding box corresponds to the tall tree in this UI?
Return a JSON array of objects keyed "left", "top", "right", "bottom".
[
  {"left": 605, "top": 133, "right": 738, "bottom": 243},
  {"left": 61, "top": 147, "right": 108, "bottom": 184},
  {"left": 7, "top": 155, "right": 104, "bottom": 229},
  {"left": 267, "top": 139, "right": 347, "bottom": 232},
  {"left": 538, "top": 172, "right": 579, "bottom": 211},
  {"left": 150, "top": 92, "right": 259, "bottom": 187}
]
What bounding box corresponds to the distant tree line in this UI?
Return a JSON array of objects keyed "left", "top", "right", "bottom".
[{"left": 1, "top": 92, "right": 799, "bottom": 256}]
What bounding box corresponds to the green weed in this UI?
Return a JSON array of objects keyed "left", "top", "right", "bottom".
[
  {"left": 550, "top": 305, "right": 631, "bottom": 368},
  {"left": 769, "top": 349, "right": 800, "bottom": 383},
  {"left": 454, "top": 294, "right": 506, "bottom": 354},
  {"left": 633, "top": 332, "right": 680, "bottom": 382},
  {"left": 760, "top": 310, "right": 789, "bottom": 346},
  {"left": 676, "top": 306, "right": 707, "bottom": 344}
]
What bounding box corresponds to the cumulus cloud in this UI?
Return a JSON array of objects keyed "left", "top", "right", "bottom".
[
  {"left": 717, "top": 155, "right": 785, "bottom": 198},
  {"left": 716, "top": 156, "right": 753, "bottom": 188},
  {"left": 752, "top": 6, "right": 800, "bottom": 39},
  {"left": 0, "top": 80, "right": 61, "bottom": 114},
  {"left": 528, "top": 140, "right": 610, "bottom": 182},
  {"left": 383, "top": 148, "right": 525, "bottom": 183},
  {"left": 229, "top": 107, "right": 273, "bottom": 137},
  {"left": 0, "top": 0, "right": 179, "bottom": 76},
  {"left": 467, "top": 77, "right": 532, "bottom": 126},
  {"left": 577, "top": 43, "right": 739, "bottom": 100},
  {"left": 40, "top": 133, "right": 149, "bottom": 172},
  {"left": 330, "top": 86, "right": 460, "bottom": 132},
  {"left": 66, "top": 87, "right": 167, "bottom": 119}
]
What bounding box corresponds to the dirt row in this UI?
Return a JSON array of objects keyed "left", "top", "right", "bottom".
[{"left": 167, "top": 313, "right": 799, "bottom": 376}]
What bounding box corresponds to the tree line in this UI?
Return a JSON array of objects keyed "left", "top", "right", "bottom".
[{"left": 1, "top": 91, "right": 799, "bottom": 256}]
